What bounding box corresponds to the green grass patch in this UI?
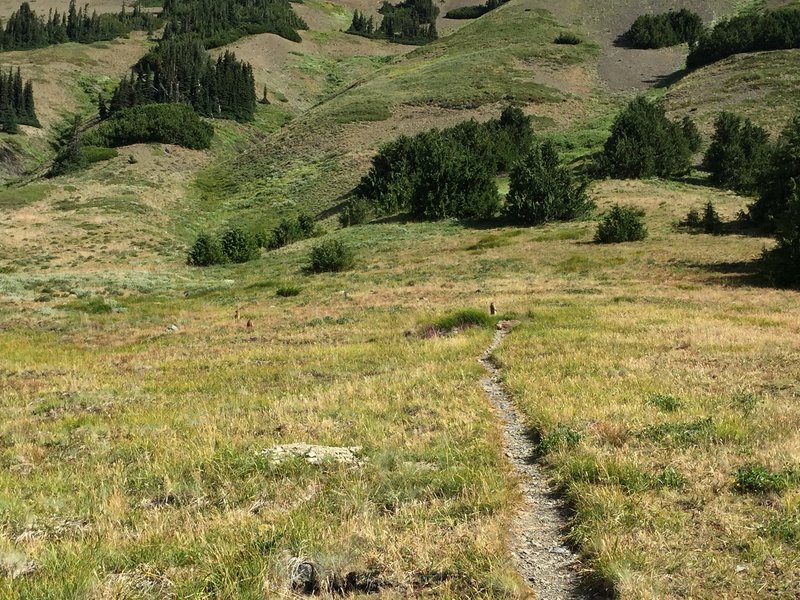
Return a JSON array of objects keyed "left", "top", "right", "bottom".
[{"left": 0, "top": 183, "right": 50, "bottom": 209}]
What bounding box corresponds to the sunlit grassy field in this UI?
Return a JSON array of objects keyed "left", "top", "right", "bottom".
[{"left": 2, "top": 176, "right": 798, "bottom": 597}]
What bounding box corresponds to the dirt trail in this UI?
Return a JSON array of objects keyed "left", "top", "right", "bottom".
[{"left": 480, "top": 322, "right": 598, "bottom": 599}]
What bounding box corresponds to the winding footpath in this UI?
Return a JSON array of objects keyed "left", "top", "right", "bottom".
[{"left": 480, "top": 321, "right": 595, "bottom": 599}]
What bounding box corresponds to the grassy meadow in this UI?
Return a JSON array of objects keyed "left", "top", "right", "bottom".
[
  {"left": 1, "top": 0, "right": 800, "bottom": 597},
  {"left": 3, "top": 175, "right": 799, "bottom": 597}
]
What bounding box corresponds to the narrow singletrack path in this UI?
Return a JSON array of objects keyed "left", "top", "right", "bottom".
[{"left": 480, "top": 322, "right": 595, "bottom": 599}]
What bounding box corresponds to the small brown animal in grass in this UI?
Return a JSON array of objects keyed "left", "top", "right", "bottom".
[
  {"left": 235, "top": 308, "right": 241, "bottom": 320},
  {"left": 490, "top": 302, "right": 496, "bottom": 316},
  {"left": 246, "top": 319, "right": 253, "bottom": 330}
]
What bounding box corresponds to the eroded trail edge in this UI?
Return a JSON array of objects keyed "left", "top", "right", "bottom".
[{"left": 480, "top": 321, "right": 591, "bottom": 600}]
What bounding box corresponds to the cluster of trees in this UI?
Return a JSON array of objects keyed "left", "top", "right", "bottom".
[
  {"left": 623, "top": 9, "right": 704, "bottom": 49},
  {"left": 348, "top": 0, "right": 438, "bottom": 45},
  {"left": 445, "top": 0, "right": 508, "bottom": 21},
  {"left": 161, "top": 0, "right": 307, "bottom": 48},
  {"left": 260, "top": 213, "right": 319, "bottom": 250},
  {"left": 687, "top": 7, "right": 800, "bottom": 69},
  {"left": 188, "top": 213, "right": 322, "bottom": 267},
  {"left": 188, "top": 227, "right": 260, "bottom": 266},
  {"left": 599, "top": 97, "right": 701, "bottom": 179},
  {"left": 354, "top": 106, "right": 535, "bottom": 221},
  {"left": 0, "top": 67, "right": 37, "bottom": 133},
  {"left": 0, "top": 1, "right": 157, "bottom": 52},
  {"left": 108, "top": 38, "right": 257, "bottom": 122}
]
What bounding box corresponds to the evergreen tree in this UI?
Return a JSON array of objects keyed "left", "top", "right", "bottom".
[
  {"left": 703, "top": 112, "right": 771, "bottom": 194},
  {"left": 600, "top": 97, "right": 697, "bottom": 179},
  {"left": 505, "top": 141, "right": 593, "bottom": 225},
  {"left": 0, "top": 66, "right": 38, "bottom": 131},
  {"left": 748, "top": 115, "right": 800, "bottom": 229}
]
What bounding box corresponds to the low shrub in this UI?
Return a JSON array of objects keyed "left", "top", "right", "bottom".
[
  {"left": 432, "top": 308, "right": 496, "bottom": 332},
  {"left": 221, "top": 227, "right": 260, "bottom": 263},
  {"left": 600, "top": 97, "right": 698, "bottom": 179},
  {"left": 445, "top": 5, "right": 487, "bottom": 19},
  {"left": 267, "top": 213, "right": 318, "bottom": 249},
  {"left": 276, "top": 285, "right": 301, "bottom": 297},
  {"left": 554, "top": 31, "right": 581, "bottom": 45},
  {"left": 187, "top": 233, "right": 226, "bottom": 266},
  {"left": 701, "top": 201, "right": 722, "bottom": 233},
  {"left": 734, "top": 463, "right": 797, "bottom": 494},
  {"left": 82, "top": 145, "right": 119, "bottom": 164},
  {"left": 625, "top": 9, "right": 704, "bottom": 49},
  {"left": 595, "top": 204, "right": 648, "bottom": 243},
  {"left": 703, "top": 112, "right": 771, "bottom": 194},
  {"left": 85, "top": 103, "right": 213, "bottom": 150},
  {"left": 308, "top": 239, "right": 356, "bottom": 273},
  {"left": 536, "top": 424, "right": 582, "bottom": 455},
  {"left": 681, "top": 208, "right": 702, "bottom": 228}
]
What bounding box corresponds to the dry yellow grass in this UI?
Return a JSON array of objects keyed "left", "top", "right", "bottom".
[{"left": 2, "top": 174, "right": 798, "bottom": 597}]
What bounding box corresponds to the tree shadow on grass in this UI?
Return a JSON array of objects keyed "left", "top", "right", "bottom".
[
  {"left": 679, "top": 257, "right": 774, "bottom": 288},
  {"left": 650, "top": 67, "right": 692, "bottom": 89}
]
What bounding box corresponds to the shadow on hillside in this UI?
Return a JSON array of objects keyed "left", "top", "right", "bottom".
[
  {"left": 367, "top": 213, "right": 518, "bottom": 229},
  {"left": 677, "top": 220, "right": 772, "bottom": 239},
  {"left": 650, "top": 67, "right": 691, "bottom": 88},
  {"left": 684, "top": 258, "right": 772, "bottom": 288},
  {"left": 314, "top": 194, "right": 350, "bottom": 221}
]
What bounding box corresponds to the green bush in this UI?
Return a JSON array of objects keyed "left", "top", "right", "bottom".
[
  {"left": 221, "top": 227, "right": 259, "bottom": 263},
  {"left": 445, "top": 5, "right": 487, "bottom": 19},
  {"left": 276, "top": 285, "right": 301, "bottom": 297},
  {"left": 701, "top": 201, "right": 722, "bottom": 233},
  {"left": 187, "top": 232, "right": 226, "bottom": 266},
  {"left": 734, "top": 463, "right": 796, "bottom": 494},
  {"left": 625, "top": 9, "right": 704, "bottom": 49},
  {"left": 86, "top": 103, "right": 213, "bottom": 150},
  {"left": 407, "top": 134, "right": 500, "bottom": 220},
  {"left": 648, "top": 393, "right": 682, "bottom": 412},
  {"left": 554, "top": 31, "right": 581, "bottom": 45},
  {"left": 595, "top": 204, "right": 648, "bottom": 243},
  {"left": 82, "top": 145, "right": 119, "bottom": 164},
  {"left": 600, "top": 97, "right": 698, "bottom": 179},
  {"left": 505, "top": 141, "right": 593, "bottom": 225},
  {"left": 762, "top": 190, "right": 800, "bottom": 287},
  {"left": 688, "top": 8, "right": 800, "bottom": 69},
  {"left": 267, "top": 213, "right": 318, "bottom": 249},
  {"left": 681, "top": 208, "right": 702, "bottom": 228},
  {"left": 432, "top": 308, "right": 496, "bottom": 332},
  {"left": 339, "top": 197, "right": 372, "bottom": 227},
  {"left": 308, "top": 239, "right": 356, "bottom": 273},
  {"left": 704, "top": 112, "right": 771, "bottom": 194}
]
